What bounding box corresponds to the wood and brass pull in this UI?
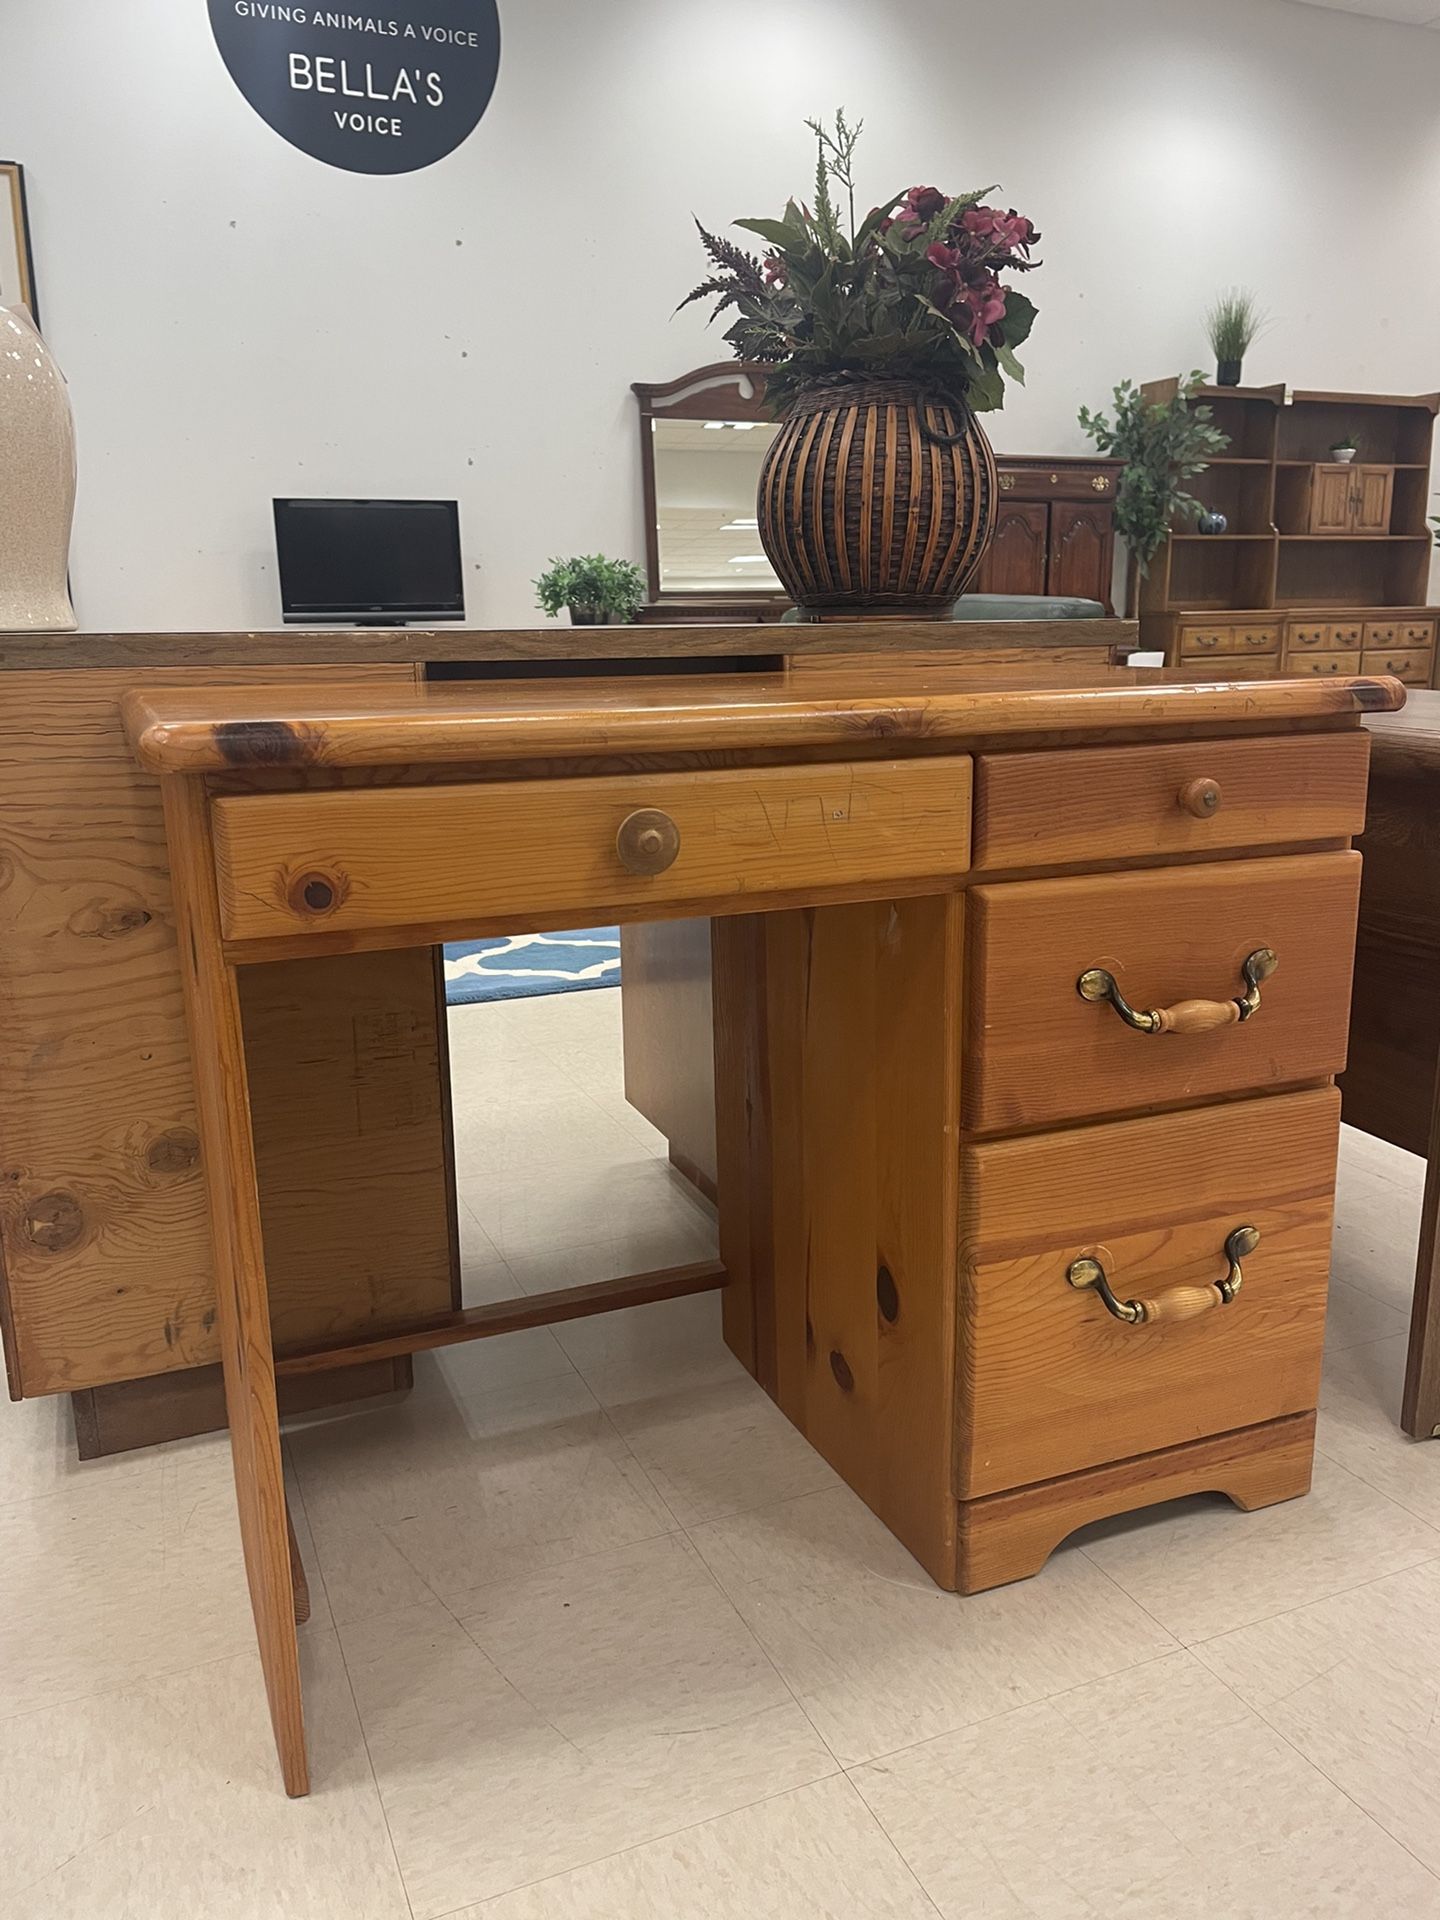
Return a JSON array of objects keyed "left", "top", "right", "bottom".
[
  {"left": 615, "top": 808, "right": 680, "bottom": 875},
  {"left": 1068, "top": 1225, "right": 1259, "bottom": 1327},
  {"left": 1077, "top": 947, "right": 1276, "bottom": 1035},
  {"left": 1177, "top": 776, "right": 1222, "bottom": 818}
]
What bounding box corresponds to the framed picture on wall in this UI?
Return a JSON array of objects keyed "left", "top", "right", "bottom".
[{"left": 1, "top": 161, "right": 38, "bottom": 325}]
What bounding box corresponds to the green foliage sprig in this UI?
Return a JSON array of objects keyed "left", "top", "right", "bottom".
[
  {"left": 534, "top": 554, "right": 646, "bottom": 622},
  {"left": 1078, "top": 374, "right": 1230, "bottom": 575},
  {"left": 1205, "top": 289, "right": 1267, "bottom": 364},
  {"left": 679, "top": 112, "right": 1040, "bottom": 416}
]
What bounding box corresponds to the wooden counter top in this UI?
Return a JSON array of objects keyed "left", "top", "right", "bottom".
[
  {"left": 0, "top": 617, "right": 1134, "bottom": 672},
  {"left": 124, "top": 671, "right": 1405, "bottom": 774}
]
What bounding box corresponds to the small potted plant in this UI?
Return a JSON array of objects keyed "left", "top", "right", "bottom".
[
  {"left": 1330, "top": 432, "right": 1359, "bottom": 465},
  {"left": 1204, "top": 288, "right": 1266, "bottom": 387},
  {"left": 534, "top": 554, "right": 646, "bottom": 626}
]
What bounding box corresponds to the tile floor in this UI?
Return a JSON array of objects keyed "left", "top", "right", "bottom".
[{"left": 4, "top": 987, "right": 1440, "bottom": 1916}]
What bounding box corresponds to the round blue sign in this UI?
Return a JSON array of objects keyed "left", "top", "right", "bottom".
[{"left": 209, "top": 2, "right": 501, "bottom": 175}]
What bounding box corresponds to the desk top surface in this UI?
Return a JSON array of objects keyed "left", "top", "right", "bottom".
[{"left": 123, "top": 669, "right": 1403, "bottom": 774}]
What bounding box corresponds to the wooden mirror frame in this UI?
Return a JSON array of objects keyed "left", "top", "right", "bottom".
[{"left": 632, "top": 362, "right": 792, "bottom": 619}]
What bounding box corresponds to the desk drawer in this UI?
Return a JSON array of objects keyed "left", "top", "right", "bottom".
[
  {"left": 1287, "top": 650, "right": 1360, "bottom": 677},
  {"left": 964, "top": 851, "right": 1360, "bottom": 1132},
  {"left": 956, "top": 1088, "right": 1337, "bottom": 1496},
  {"left": 1360, "top": 647, "right": 1431, "bottom": 686},
  {"left": 974, "top": 732, "right": 1368, "bottom": 869},
  {"left": 210, "top": 757, "right": 975, "bottom": 943}
]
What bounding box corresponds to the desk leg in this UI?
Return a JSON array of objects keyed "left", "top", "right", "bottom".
[
  {"left": 1403, "top": 1060, "right": 1440, "bottom": 1440},
  {"left": 162, "top": 777, "right": 308, "bottom": 1797}
]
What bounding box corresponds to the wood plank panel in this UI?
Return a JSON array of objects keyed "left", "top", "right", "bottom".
[
  {"left": 957, "top": 1089, "right": 1339, "bottom": 1497},
  {"left": 619, "top": 919, "right": 718, "bottom": 1194},
  {"left": 744, "top": 896, "right": 963, "bottom": 1586},
  {"left": 209, "top": 759, "right": 976, "bottom": 944},
  {"left": 975, "top": 731, "right": 1369, "bottom": 870},
  {"left": 162, "top": 773, "right": 307, "bottom": 1796},
  {"left": 0, "top": 667, "right": 455, "bottom": 1399},
  {"left": 965, "top": 852, "right": 1361, "bottom": 1132}
]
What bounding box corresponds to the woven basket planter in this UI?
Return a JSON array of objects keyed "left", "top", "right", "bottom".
[{"left": 756, "top": 378, "right": 997, "bottom": 617}]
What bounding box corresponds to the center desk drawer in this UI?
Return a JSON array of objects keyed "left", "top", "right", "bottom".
[
  {"left": 957, "top": 1088, "right": 1338, "bottom": 1496},
  {"left": 965, "top": 851, "right": 1360, "bottom": 1132},
  {"left": 210, "top": 758, "right": 974, "bottom": 942},
  {"left": 975, "top": 732, "right": 1368, "bottom": 869}
]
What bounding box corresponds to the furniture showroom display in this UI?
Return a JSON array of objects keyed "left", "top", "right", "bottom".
[
  {"left": 633, "top": 361, "right": 1121, "bottom": 618},
  {"left": 88, "top": 631, "right": 1395, "bottom": 1796},
  {"left": 1342, "top": 688, "right": 1440, "bottom": 1441},
  {"left": 1139, "top": 380, "right": 1439, "bottom": 685}
]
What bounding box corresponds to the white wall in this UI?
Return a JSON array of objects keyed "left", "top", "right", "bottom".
[{"left": 3, "top": 0, "right": 1439, "bottom": 629}]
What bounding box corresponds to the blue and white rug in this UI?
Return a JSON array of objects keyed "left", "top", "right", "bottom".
[{"left": 443, "top": 928, "right": 622, "bottom": 1007}]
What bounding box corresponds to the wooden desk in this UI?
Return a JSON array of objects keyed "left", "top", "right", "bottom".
[
  {"left": 0, "top": 620, "right": 1132, "bottom": 1455},
  {"left": 1341, "top": 689, "right": 1440, "bottom": 1437},
  {"left": 123, "top": 665, "right": 1393, "bottom": 1794}
]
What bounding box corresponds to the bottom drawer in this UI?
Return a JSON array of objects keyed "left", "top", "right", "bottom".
[
  {"left": 1361, "top": 646, "right": 1431, "bottom": 686},
  {"left": 1286, "top": 650, "right": 1361, "bottom": 677},
  {"left": 956, "top": 1088, "right": 1338, "bottom": 1498}
]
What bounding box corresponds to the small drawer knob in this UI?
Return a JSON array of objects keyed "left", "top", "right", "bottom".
[
  {"left": 616, "top": 808, "right": 680, "bottom": 875},
  {"left": 1178, "top": 777, "right": 1222, "bottom": 819}
]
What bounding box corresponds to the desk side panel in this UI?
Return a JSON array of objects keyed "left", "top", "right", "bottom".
[{"left": 0, "top": 667, "right": 457, "bottom": 1397}]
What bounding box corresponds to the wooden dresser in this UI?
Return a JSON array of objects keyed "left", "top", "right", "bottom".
[{"left": 1139, "top": 380, "right": 1438, "bottom": 686}]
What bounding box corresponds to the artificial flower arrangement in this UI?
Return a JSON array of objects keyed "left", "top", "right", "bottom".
[{"left": 681, "top": 111, "right": 1040, "bottom": 415}]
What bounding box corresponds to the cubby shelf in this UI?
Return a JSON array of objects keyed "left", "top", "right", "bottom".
[{"left": 1138, "top": 378, "right": 1439, "bottom": 660}]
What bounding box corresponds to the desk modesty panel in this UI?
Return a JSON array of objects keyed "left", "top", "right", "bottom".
[{"left": 121, "top": 666, "right": 1398, "bottom": 1797}]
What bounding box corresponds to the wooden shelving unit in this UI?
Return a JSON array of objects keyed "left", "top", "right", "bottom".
[{"left": 1140, "top": 380, "right": 1439, "bottom": 685}]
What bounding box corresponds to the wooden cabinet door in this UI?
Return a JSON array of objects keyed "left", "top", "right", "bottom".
[
  {"left": 972, "top": 500, "right": 1048, "bottom": 596},
  {"left": 1046, "top": 500, "right": 1114, "bottom": 607},
  {"left": 1309, "top": 465, "right": 1355, "bottom": 533},
  {"left": 1352, "top": 466, "right": 1393, "bottom": 533}
]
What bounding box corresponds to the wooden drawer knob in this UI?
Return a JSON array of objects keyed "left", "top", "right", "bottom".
[
  {"left": 1178, "top": 777, "right": 1222, "bottom": 819},
  {"left": 616, "top": 808, "right": 680, "bottom": 875}
]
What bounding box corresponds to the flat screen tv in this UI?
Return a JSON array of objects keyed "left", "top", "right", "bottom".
[{"left": 273, "top": 497, "right": 465, "bottom": 623}]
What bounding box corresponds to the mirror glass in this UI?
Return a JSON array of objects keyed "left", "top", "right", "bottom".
[{"left": 652, "top": 416, "right": 782, "bottom": 594}]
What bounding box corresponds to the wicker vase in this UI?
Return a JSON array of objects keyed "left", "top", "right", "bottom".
[{"left": 756, "top": 378, "right": 997, "bottom": 617}]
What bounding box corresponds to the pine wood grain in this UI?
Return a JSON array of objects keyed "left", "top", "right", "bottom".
[
  {"left": 121, "top": 674, "right": 1402, "bottom": 774},
  {"left": 0, "top": 668, "right": 456, "bottom": 1399},
  {"left": 974, "top": 732, "right": 1370, "bottom": 870},
  {"left": 207, "top": 759, "right": 976, "bottom": 945},
  {"left": 964, "top": 851, "right": 1361, "bottom": 1132},
  {"left": 954, "top": 1412, "right": 1316, "bottom": 1594},
  {"left": 957, "top": 1088, "right": 1339, "bottom": 1497},
  {"left": 161, "top": 773, "right": 307, "bottom": 1797},
  {"left": 730, "top": 897, "right": 964, "bottom": 1586}
]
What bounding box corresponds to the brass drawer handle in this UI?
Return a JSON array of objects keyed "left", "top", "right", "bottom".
[
  {"left": 1077, "top": 947, "right": 1275, "bottom": 1034},
  {"left": 616, "top": 808, "right": 680, "bottom": 875},
  {"left": 1068, "top": 1225, "right": 1259, "bottom": 1326}
]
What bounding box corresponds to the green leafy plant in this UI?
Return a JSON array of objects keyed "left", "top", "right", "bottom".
[
  {"left": 533, "top": 554, "right": 646, "bottom": 623},
  {"left": 679, "top": 111, "right": 1039, "bottom": 415},
  {"left": 1078, "top": 373, "right": 1230, "bottom": 578},
  {"left": 1205, "top": 289, "right": 1267, "bottom": 365},
  {"left": 1331, "top": 430, "right": 1359, "bottom": 452}
]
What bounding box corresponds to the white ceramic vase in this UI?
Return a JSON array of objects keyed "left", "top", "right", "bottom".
[{"left": 0, "top": 304, "right": 77, "bottom": 632}]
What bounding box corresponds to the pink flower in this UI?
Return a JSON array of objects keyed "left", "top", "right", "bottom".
[
  {"left": 960, "top": 205, "right": 1039, "bottom": 255},
  {"left": 763, "top": 252, "right": 787, "bottom": 287},
  {"left": 893, "top": 184, "right": 948, "bottom": 231}
]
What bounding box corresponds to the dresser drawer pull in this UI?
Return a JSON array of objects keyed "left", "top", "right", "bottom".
[
  {"left": 616, "top": 808, "right": 681, "bottom": 875},
  {"left": 1067, "top": 1225, "right": 1259, "bottom": 1326},
  {"left": 1077, "top": 947, "right": 1276, "bottom": 1034}
]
